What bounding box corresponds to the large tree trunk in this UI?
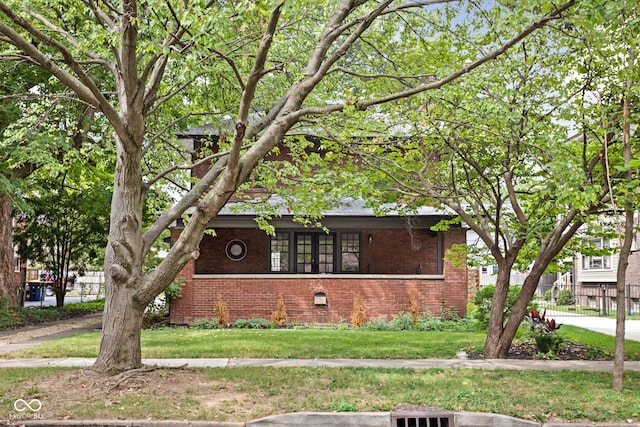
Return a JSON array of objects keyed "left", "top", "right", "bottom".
[
  {"left": 92, "top": 135, "right": 147, "bottom": 374},
  {"left": 0, "top": 193, "right": 17, "bottom": 307},
  {"left": 93, "top": 285, "right": 146, "bottom": 374},
  {"left": 483, "top": 267, "right": 512, "bottom": 358},
  {"left": 484, "top": 264, "right": 547, "bottom": 358}
]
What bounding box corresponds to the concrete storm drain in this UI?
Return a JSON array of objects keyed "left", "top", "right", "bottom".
[{"left": 391, "top": 410, "right": 454, "bottom": 427}]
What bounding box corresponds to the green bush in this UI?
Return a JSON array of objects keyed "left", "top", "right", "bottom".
[
  {"left": 63, "top": 298, "right": 106, "bottom": 314},
  {"left": 363, "top": 313, "right": 480, "bottom": 332},
  {"left": 470, "top": 285, "right": 536, "bottom": 328},
  {"left": 525, "top": 308, "right": 564, "bottom": 356},
  {"left": 534, "top": 333, "right": 564, "bottom": 354},
  {"left": 543, "top": 289, "right": 552, "bottom": 302},
  {"left": 190, "top": 318, "right": 224, "bottom": 329},
  {"left": 386, "top": 313, "right": 416, "bottom": 330},
  {"left": 234, "top": 318, "right": 270, "bottom": 329},
  {"left": 363, "top": 317, "right": 390, "bottom": 331},
  {"left": 557, "top": 289, "right": 574, "bottom": 305},
  {"left": 0, "top": 299, "right": 106, "bottom": 330}
]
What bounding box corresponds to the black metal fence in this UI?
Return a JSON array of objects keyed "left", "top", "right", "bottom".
[{"left": 538, "top": 285, "right": 640, "bottom": 317}]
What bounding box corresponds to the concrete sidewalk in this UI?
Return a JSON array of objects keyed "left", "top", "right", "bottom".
[{"left": 2, "top": 356, "right": 640, "bottom": 372}]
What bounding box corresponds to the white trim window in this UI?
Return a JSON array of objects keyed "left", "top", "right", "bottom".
[{"left": 581, "top": 238, "right": 611, "bottom": 270}]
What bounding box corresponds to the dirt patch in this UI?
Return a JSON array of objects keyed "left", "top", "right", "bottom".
[{"left": 8, "top": 367, "right": 276, "bottom": 423}]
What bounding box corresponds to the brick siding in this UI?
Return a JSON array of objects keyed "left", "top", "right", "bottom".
[{"left": 170, "top": 228, "right": 468, "bottom": 324}]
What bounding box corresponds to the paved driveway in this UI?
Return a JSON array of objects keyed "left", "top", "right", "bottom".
[{"left": 546, "top": 310, "right": 640, "bottom": 342}]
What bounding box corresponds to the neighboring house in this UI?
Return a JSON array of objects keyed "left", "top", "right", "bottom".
[
  {"left": 169, "top": 128, "right": 469, "bottom": 325},
  {"left": 477, "top": 265, "right": 528, "bottom": 288},
  {"left": 628, "top": 236, "right": 640, "bottom": 314},
  {"left": 569, "top": 233, "right": 640, "bottom": 314}
]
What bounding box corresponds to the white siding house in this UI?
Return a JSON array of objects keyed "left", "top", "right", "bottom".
[{"left": 572, "top": 233, "right": 640, "bottom": 314}]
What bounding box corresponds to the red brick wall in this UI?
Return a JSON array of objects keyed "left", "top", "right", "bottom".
[
  {"left": 170, "top": 227, "right": 468, "bottom": 324},
  {"left": 196, "top": 229, "right": 270, "bottom": 274},
  {"left": 361, "top": 228, "right": 439, "bottom": 275},
  {"left": 171, "top": 276, "right": 459, "bottom": 324}
]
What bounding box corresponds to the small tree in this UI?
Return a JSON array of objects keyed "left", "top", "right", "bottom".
[
  {"left": 271, "top": 293, "right": 287, "bottom": 328},
  {"left": 351, "top": 293, "right": 366, "bottom": 327},
  {"left": 407, "top": 292, "right": 420, "bottom": 323},
  {"left": 14, "top": 172, "right": 110, "bottom": 307},
  {"left": 213, "top": 294, "right": 229, "bottom": 327}
]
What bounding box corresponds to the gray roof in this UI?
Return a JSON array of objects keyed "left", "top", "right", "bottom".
[
  {"left": 219, "top": 196, "right": 451, "bottom": 217},
  {"left": 210, "top": 196, "right": 460, "bottom": 230}
]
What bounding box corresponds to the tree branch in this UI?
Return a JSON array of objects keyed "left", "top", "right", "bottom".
[
  {"left": 211, "top": 48, "right": 246, "bottom": 91},
  {"left": 0, "top": 4, "right": 126, "bottom": 140},
  {"left": 82, "top": 0, "right": 117, "bottom": 30},
  {"left": 293, "top": 0, "right": 577, "bottom": 120},
  {"left": 26, "top": 9, "right": 108, "bottom": 65},
  {"left": 229, "top": 2, "right": 284, "bottom": 179},
  {"left": 141, "top": 155, "right": 228, "bottom": 256}
]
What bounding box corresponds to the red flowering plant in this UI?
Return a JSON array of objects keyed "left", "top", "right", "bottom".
[{"left": 524, "top": 308, "right": 564, "bottom": 355}]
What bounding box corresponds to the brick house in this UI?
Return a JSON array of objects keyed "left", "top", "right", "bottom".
[{"left": 169, "top": 127, "right": 468, "bottom": 325}]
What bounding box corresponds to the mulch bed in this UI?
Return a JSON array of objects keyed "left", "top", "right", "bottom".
[{"left": 468, "top": 340, "right": 613, "bottom": 360}]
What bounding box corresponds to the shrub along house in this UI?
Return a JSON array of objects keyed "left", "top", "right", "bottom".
[{"left": 169, "top": 127, "right": 468, "bottom": 325}]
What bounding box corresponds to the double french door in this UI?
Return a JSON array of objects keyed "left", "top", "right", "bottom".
[{"left": 295, "top": 233, "right": 335, "bottom": 273}]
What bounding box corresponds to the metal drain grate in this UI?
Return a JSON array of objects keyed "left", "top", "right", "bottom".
[{"left": 391, "top": 411, "right": 454, "bottom": 427}]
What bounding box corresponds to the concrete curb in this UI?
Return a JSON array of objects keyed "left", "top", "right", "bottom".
[
  {"left": 11, "top": 412, "right": 640, "bottom": 427},
  {"left": 455, "top": 412, "right": 539, "bottom": 427},
  {"left": 246, "top": 411, "right": 390, "bottom": 426}
]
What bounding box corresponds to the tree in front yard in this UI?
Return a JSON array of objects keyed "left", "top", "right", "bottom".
[
  {"left": 298, "top": 1, "right": 638, "bottom": 359},
  {"left": 0, "top": 0, "right": 576, "bottom": 374},
  {"left": 0, "top": 60, "right": 87, "bottom": 306},
  {"left": 14, "top": 168, "right": 111, "bottom": 307}
]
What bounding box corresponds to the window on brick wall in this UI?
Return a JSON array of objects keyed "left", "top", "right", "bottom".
[
  {"left": 270, "top": 232, "right": 290, "bottom": 272},
  {"left": 270, "top": 231, "right": 360, "bottom": 273},
  {"left": 341, "top": 232, "right": 360, "bottom": 272}
]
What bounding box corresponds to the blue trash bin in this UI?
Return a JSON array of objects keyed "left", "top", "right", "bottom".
[{"left": 28, "top": 283, "right": 41, "bottom": 301}]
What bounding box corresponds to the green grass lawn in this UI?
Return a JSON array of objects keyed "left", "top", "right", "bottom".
[
  {"left": 6, "top": 328, "right": 487, "bottom": 359},
  {"left": 6, "top": 324, "right": 640, "bottom": 360},
  {"left": 2, "top": 366, "right": 640, "bottom": 423},
  {"left": 560, "top": 325, "right": 640, "bottom": 360}
]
